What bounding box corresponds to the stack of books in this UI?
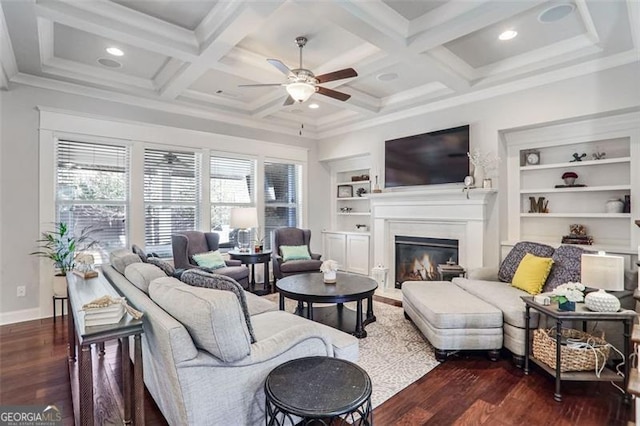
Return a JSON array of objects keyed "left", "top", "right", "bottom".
[
  {"left": 561, "top": 234, "right": 594, "bottom": 245},
  {"left": 437, "top": 263, "right": 465, "bottom": 275},
  {"left": 83, "top": 302, "right": 125, "bottom": 327}
]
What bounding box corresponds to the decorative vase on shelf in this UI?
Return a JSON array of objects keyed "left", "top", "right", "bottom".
[
  {"left": 585, "top": 289, "right": 620, "bottom": 312},
  {"left": 605, "top": 199, "right": 624, "bottom": 213},
  {"left": 482, "top": 178, "right": 492, "bottom": 189},
  {"left": 557, "top": 300, "right": 576, "bottom": 312}
]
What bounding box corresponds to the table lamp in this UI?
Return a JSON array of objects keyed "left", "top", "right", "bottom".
[
  {"left": 230, "top": 207, "right": 258, "bottom": 252},
  {"left": 581, "top": 252, "right": 625, "bottom": 312}
]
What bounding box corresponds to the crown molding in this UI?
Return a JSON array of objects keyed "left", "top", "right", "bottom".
[
  {"left": 12, "top": 73, "right": 317, "bottom": 139},
  {"left": 317, "top": 50, "right": 640, "bottom": 139}
]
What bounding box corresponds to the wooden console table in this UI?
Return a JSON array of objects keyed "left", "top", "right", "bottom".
[{"left": 67, "top": 271, "right": 144, "bottom": 425}]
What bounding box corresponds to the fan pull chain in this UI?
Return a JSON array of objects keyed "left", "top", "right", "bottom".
[{"left": 299, "top": 123, "right": 304, "bottom": 136}]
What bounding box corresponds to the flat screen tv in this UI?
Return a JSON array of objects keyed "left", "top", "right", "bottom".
[{"left": 385, "top": 125, "right": 469, "bottom": 188}]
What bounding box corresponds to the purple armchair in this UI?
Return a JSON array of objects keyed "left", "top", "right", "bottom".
[
  {"left": 272, "top": 227, "right": 322, "bottom": 281},
  {"left": 171, "top": 231, "right": 249, "bottom": 287}
]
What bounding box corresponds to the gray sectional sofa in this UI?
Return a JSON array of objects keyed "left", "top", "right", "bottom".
[
  {"left": 403, "top": 242, "right": 636, "bottom": 363},
  {"left": 103, "top": 250, "right": 358, "bottom": 425}
]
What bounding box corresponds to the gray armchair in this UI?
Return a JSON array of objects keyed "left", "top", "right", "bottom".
[
  {"left": 272, "top": 227, "right": 322, "bottom": 281},
  {"left": 171, "top": 231, "right": 249, "bottom": 287}
]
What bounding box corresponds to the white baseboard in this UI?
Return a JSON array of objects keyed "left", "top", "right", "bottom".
[{"left": 0, "top": 308, "right": 43, "bottom": 325}]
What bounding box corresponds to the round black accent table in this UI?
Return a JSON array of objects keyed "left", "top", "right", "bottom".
[
  {"left": 265, "top": 356, "right": 372, "bottom": 426},
  {"left": 276, "top": 272, "right": 377, "bottom": 338},
  {"left": 228, "top": 250, "right": 272, "bottom": 295}
]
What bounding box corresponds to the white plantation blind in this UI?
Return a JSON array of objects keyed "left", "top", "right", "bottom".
[
  {"left": 56, "top": 139, "right": 130, "bottom": 263},
  {"left": 144, "top": 148, "right": 201, "bottom": 257},
  {"left": 210, "top": 155, "right": 256, "bottom": 247},
  {"left": 264, "top": 161, "right": 302, "bottom": 250}
]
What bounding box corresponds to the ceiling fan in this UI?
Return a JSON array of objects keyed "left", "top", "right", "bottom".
[{"left": 239, "top": 36, "right": 357, "bottom": 105}]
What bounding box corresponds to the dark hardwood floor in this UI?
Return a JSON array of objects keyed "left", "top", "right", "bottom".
[{"left": 0, "top": 303, "right": 632, "bottom": 425}]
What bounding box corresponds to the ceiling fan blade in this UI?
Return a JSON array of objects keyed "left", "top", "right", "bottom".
[
  {"left": 316, "top": 86, "right": 351, "bottom": 102},
  {"left": 315, "top": 68, "right": 358, "bottom": 84},
  {"left": 238, "top": 83, "right": 284, "bottom": 87},
  {"left": 283, "top": 96, "right": 295, "bottom": 106},
  {"left": 267, "top": 59, "right": 293, "bottom": 76}
]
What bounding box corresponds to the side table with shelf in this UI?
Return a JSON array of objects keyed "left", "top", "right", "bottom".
[
  {"left": 522, "top": 296, "right": 636, "bottom": 403},
  {"left": 228, "top": 250, "right": 272, "bottom": 295}
]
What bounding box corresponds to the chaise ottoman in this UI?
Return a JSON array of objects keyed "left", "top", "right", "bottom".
[{"left": 402, "top": 281, "right": 503, "bottom": 362}]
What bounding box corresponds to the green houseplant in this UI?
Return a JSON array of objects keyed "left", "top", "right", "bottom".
[{"left": 31, "top": 222, "right": 98, "bottom": 294}]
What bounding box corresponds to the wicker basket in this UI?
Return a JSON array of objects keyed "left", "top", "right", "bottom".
[{"left": 532, "top": 328, "right": 610, "bottom": 372}]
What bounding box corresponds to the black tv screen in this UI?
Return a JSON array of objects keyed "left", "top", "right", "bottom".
[{"left": 385, "top": 125, "right": 469, "bottom": 188}]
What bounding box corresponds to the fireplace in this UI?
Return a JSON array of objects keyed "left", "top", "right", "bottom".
[{"left": 395, "top": 236, "right": 459, "bottom": 288}]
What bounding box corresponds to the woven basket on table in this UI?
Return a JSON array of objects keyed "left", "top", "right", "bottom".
[{"left": 532, "top": 328, "right": 610, "bottom": 372}]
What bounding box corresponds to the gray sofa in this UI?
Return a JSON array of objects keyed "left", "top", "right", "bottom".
[
  {"left": 103, "top": 251, "right": 358, "bottom": 425},
  {"left": 403, "top": 242, "right": 636, "bottom": 363}
]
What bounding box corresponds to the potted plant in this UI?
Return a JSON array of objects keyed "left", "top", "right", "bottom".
[
  {"left": 31, "top": 222, "right": 98, "bottom": 295},
  {"left": 561, "top": 171, "right": 578, "bottom": 186},
  {"left": 550, "top": 282, "right": 585, "bottom": 311}
]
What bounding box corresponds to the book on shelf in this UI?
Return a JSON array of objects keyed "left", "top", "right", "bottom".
[
  {"left": 84, "top": 311, "right": 125, "bottom": 327},
  {"left": 73, "top": 269, "right": 98, "bottom": 279}
]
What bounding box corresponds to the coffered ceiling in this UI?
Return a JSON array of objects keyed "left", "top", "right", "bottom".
[{"left": 1, "top": 0, "right": 638, "bottom": 138}]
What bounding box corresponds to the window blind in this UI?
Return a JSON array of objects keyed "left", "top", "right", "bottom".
[
  {"left": 56, "top": 139, "right": 129, "bottom": 263},
  {"left": 210, "top": 155, "right": 256, "bottom": 247},
  {"left": 264, "top": 161, "right": 301, "bottom": 250},
  {"left": 144, "top": 149, "right": 200, "bottom": 257}
]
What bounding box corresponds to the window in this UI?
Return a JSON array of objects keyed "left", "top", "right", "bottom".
[
  {"left": 210, "top": 155, "right": 256, "bottom": 248},
  {"left": 144, "top": 149, "right": 200, "bottom": 257},
  {"left": 56, "top": 139, "right": 129, "bottom": 263},
  {"left": 264, "top": 161, "right": 302, "bottom": 250}
]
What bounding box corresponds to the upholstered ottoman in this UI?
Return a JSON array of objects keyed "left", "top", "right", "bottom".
[{"left": 402, "top": 281, "right": 503, "bottom": 362}]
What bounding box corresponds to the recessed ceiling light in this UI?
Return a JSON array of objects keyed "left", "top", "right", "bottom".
[
  {"left": 97, "top": 58, "right": 122, "bottom": 68},
  {"left": 308, "top": 103, "right": 319, "bottom": 109},
  {"left": 106, "top": 47, "right": 124, "bottom": 57},
  {"left": 377, "top": 72, "right": 398, "bottom": 82},
  {"left": 498, "top": 30, "right": 518, "bottom": 41},
  {"left": 538, "top": 4, "right": 575, "bottom": 23}
]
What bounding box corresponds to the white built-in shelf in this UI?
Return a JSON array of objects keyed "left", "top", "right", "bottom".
[
  {"left": 336, "top": 197, "right": 369, "bottom": 201},
  {"left": 521, "top": 213, "right": 631, "bottom": 218},
  {"left": 501, "top": 240, "right": 638, "bottom": 255},
  {"left": 520, "top": 157, "right": 630, "bottom": 171},
  {"left": 336, "top": 180, "right": 371, "bottom": 186},
  {"left": 336, "top": 212, "right": 371, "bottom": 216},
  {"left": 520, "top": 185, "right": 631, "bottom": 194}
]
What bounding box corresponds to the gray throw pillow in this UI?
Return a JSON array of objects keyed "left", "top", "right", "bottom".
[
  {"left": 498, "top": 241, "right": 555, "bottom": 283},
  {"left": 544, "top": 245, "right": 594, "bottom": 292},
  {"left": 147, "top": 257, "right": 175, "bottom": 277},
  {"left": 109, "top": 249, "right": 142, "bottom": 275},
  {"left": 180, "top": 269, "right": 256, "bottom": 343},
  {"left": 131, "top": 244, "right": 148, "bottom": 263}
]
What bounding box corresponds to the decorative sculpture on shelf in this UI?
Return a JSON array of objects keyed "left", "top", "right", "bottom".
[
  {"left": 528, "top": 197, "right": 549, "bottom": 213},
  {"left": 570, "top": 153, "right": 587, "bottom": 162}
]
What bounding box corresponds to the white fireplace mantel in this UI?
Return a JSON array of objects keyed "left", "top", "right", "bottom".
[{"left": 369, "top": 188, "right": 497, "bottom": 291}]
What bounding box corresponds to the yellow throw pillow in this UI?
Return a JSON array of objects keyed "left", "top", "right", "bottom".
[{"left": 511, "top": 253, "right": 554, "bottom": 295}]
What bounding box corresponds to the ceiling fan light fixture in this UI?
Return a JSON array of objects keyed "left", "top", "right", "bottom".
[{"left": 286, "top": 82, "right": 316, "bottom": 103}]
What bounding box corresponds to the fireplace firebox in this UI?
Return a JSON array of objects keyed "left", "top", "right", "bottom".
[{"left": 395, "top": 236, "right": 459, "bottom": 288}]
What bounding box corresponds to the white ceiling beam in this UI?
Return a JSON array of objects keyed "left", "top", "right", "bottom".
[
  {"left": 408, "top": 1, "right": 544, "bottom": 53},
  {"left": 34, "top": 0, "right": 198, "bottom": 60},
  {"left": 338, "top": 0, "right": 409, "bottom": 39},
  {"left": 0, "top": 2, "right": 18, "bottom": 89},
  {"left": 408, "top": 0, "right": 492, "bottom": 37},
  {"left": 627, "top": 0, "right": 640, "bottom": 52},
  {"left": 575, "top": 0, "right": 600, "bottom": 45},
  {"left": 159, "top": 6, "right": 269, "bottom": 99}
]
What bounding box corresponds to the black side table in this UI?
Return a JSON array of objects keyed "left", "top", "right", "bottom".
[
  {"left": 265, "top": 356, "right": 372, "bottom": 425},
  {"left": 228, "top": 250, "right": 272, "bottom": 294}
]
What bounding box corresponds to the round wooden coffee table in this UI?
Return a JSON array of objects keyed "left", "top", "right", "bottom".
[{"left": 276, "top": 272, "right": 377, "bottom": 338}]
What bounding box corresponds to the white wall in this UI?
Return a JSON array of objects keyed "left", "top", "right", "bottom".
[
  {"left": 317, "top": 62, "right": 640, "bottom": 268},
  {"left": 0, "top": 84, "right": 330, "bottom": 323}
]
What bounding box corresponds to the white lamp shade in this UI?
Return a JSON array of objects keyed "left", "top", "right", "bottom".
[
  {"left": 286, "top": 82, "right": 316, "bottom": 103},
  {"left": 580, "top": 253, "right": 624, "bottom": 291},
  {"left": 230, "top": 207, "right": 258, "bottom": 229}
]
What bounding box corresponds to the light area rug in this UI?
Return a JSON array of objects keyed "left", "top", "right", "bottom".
[{"left": 263, "top": 295, "right": 439, "bottom": 408}]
